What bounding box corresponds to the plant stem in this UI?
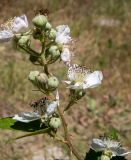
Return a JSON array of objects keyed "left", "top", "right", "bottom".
[
  {"left": 57, "top": 106, "right": 84, "bottom": 160},
  {"left": 64, "top": 100, "right": 75, "bottom": 112}
]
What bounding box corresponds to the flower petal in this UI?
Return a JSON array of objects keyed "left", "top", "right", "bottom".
[
  {"left": 46, "top": 101, "right": 58, "bottom": 115},
  {"left": 56, "top": 25, "right": 71, "bottom": 44},
  {"left": 61, "top": 47, "right": 71, "bottom": 63},
  {"left": 0, "top": 30, "right": 14, "bottom": 42},
  {"left": 13, "top": 112, "right": 40, "bottom": 123},
  {"left": 55, "top": 90, "right": 59, "bottom": 106},
  {"left": 12, "top": 15, "right": 28, "bottom": 33},
  {"left": 115, "top": 147, "right": 131, "bottom": 156},
  {"left": 83, "top": 71, "right": 103, "bottom": 89},
  {"left": 90, "top": 138, "right": 106, "bottom": 152}
]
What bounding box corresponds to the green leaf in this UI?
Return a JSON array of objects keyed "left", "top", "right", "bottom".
[
  {"left": 0, "top": 117, "right": 45, "bottom": 132},
  {"left": 0, "top": 118, "right": 16, "bottom": 130}
]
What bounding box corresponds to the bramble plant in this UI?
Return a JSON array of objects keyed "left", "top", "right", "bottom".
[{"left": 0, "top": 13, "right": 131, "bottom": 160}]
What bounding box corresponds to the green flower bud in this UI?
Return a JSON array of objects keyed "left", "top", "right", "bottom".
[
  {"left": 45, "top": 22, "right": 52, "bottom": 30},
  {"left": 49, "top": 45, "right": 60, "bottom": 58},
  {"left": 75, "top": 90, "right": 86, "bottom": 100},
  {"left": 48, "top": 29, "right": 57, "bottom": 39},
  {"left": 36, "top": 73, "right": 48, "bottom": 83},
  {"left": 28, "top": 71, "right": 39, "bottom": 83},
  {"left": 47, "top": 76, "right": 59, "bottom": 90},
  {"left": 49, "top": 117, "right": 61, "bottom": 129},
  {"left": 78, "top": 90, "right": 86, "bottom": 97},
  {"left": 32, "top": 15, "right": 47, "bottom": 28},
  {"left": 18, "top": 35, "right": 30, "bottom": 46},
  {"left": 101, "top": 155, "right": 110, "bottom": 160}
]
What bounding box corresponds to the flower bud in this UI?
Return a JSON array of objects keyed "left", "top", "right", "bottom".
[
  {"left": 28, "top": 71, "right": 39, "bottom": 84},
  {"left": 101, "top": 155, "right": 110, "bottom": 160},
  {"left": 32, "top": 15, "right": 47, "bottom": 28},
  {"left": 49, "top": 117, "right": 61, "bottom": 129},
  {"left": 75, "top": 90, "right": 86, "bottom": 100},
  {"left": 36, "top": 73, "right": 48, "bottom": 83},
  {"left": 45, "top": 22, "right": 52, "bottom": 30},
  {"left": 49, "top": 45, "right": 60, "bottom": 59},
  {"left": 18, "top": 35, "right": 30, "bottom": 46},
  {"left": 47, "top": 76, "right": 59, "bottom": 90},
  {"left": 48, "top": 29, "right": 57, "bottom": 39}
]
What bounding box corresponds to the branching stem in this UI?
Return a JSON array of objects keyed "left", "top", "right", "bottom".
[{"left": 57, "top": 106, "right": 84, "bottom": 160}]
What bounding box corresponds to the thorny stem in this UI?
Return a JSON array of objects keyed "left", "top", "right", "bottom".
[{"left": 57, "top": 106, "right": 84, "bottom": 160}]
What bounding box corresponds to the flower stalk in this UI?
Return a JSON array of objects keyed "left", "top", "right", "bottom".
[{"left": 58, "top": 106, "right": 84, "bottom": 160}]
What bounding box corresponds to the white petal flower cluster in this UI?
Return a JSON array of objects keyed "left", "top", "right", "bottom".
[
  {"left": 56, "top": 25, "right": 72, "bottom": 64},
  {"left": 64, "top": 64, "right": 103, "bottom": 90},
  {"left": 13, "top": 92, "right": 59, "bottom": 123},
  {"left": 91, "top": 138, "right": 131, "bottom": 158},
  {"left": 0, "top": 15, "right": 28, "bottom": 42}
]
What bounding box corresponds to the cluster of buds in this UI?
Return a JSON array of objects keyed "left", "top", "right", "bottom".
[
  {"left": 31, "top": 14, "right": 72, "bottom": 65},
  {"left": 28, "top": 71, "right": 59, "bottom": 92},
  {"left": 0, "top": 13, "right": 103, "bottom": 131}
]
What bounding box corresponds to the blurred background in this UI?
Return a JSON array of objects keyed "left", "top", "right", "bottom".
[{"left": 0, "top": 0, "right": 131, "bottom": 160}]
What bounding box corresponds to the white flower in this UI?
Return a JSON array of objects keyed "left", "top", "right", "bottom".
[
  {"left": 0, "top": 15, "right": 28, "bottom": 42},
  {"left": 64, "top": 64, "right": 103, "bottom": 90},
  {"left": 90, "top": 138, "right": 131, "bottom": 157},
  {"left": 45, "top": 90, "right": 59, "bottom": 116},
  {"left": 61, "top": 47, "right": 71, "bottom": 63},
  {"left": 56, "top": 25, "right": 71, "bottom": 44},
  {"left": 13, "top": 112, "right": 40, "bottom": 123},
  {"left": 0, "top": 30, "right": 14, "bottom": 42},
  {"left": 13, "top": 92, "right": 59, "bottom": 123},
  {"left": 12, "top": 15, "right": 28, "bottom": 33}
]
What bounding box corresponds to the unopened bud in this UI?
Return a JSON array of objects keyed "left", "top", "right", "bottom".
[
  {"left": 48, "top": 29, "right": 57, "bottom": 39},
  {"left": 36, "top": 73, "right": 48, "bottom": 83},
  {"left": 49, "top": 45, "right": 60, "bottom": 59},
  {"left": 49, "top": 117, "right": 61, "bottom": 129},
  {"left": 76, "top": 90, "right": 86, "bottom": 100},
  {"left": 47, "top": 76, "right": 59, "bottom": 90},
  {"left": 32, "top": 15, "right": 47, "bottom": 28},
  {"left": 45, "top": 22, "right": 52, "bottom": 30},
  {"left": 28, "top": 71, "right": 39, "bottom": 83},
  {"left": 18, "top": 35, "right": 30, "bottom": 46},
  {"left": 101, "top": 155, "right": 110, "bottom": 160}
]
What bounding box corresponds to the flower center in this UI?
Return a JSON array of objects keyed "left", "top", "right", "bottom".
[{"left": 74, "top": 72, "right": 86, "bottom": 84}]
